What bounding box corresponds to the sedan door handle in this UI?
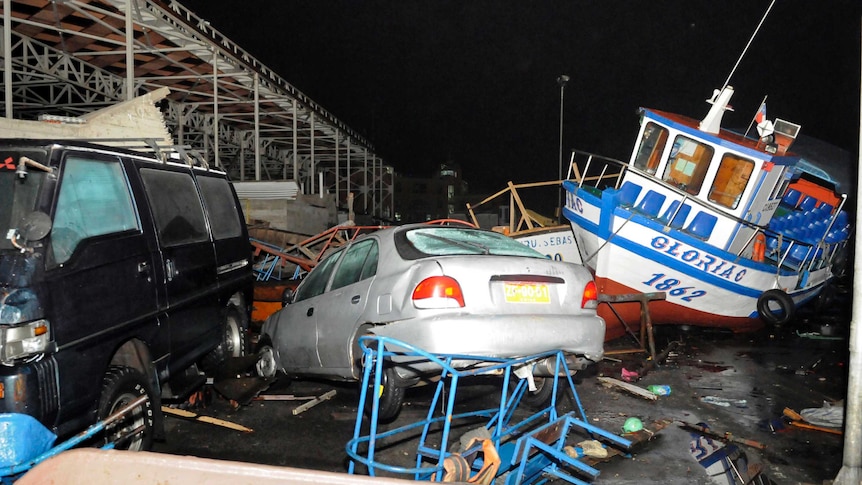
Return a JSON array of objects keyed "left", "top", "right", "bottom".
[
  {"left": 306, "top": 307, "right": 314, "bottom": 317},
  {"left": 351, "top": 295, "right": 361, "bottom": 304}
]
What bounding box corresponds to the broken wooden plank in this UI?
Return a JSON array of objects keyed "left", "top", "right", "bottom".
[
  {"left": 597, "top": 376, "right": 658, "bottom": 401},
  {"left": 161, "top": 406, "right": 253, "bottom": 433},
  {"left": 253, "top": 394, "right": 317, "bottom": 401},
  {"left": 292, "top": 389, "right": 337, "bottom": 415},
  {"left": 679, "top": 421, "right": 767, "bottom": 450}
]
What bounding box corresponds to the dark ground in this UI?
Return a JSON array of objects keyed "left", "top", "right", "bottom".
[{"left": 152, "top": 299, "right": 851, "bottom": 485}]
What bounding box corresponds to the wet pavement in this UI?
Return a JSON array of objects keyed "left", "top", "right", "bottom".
[{"left": 152, "top": 304, "right": 850, "bottom": 485}]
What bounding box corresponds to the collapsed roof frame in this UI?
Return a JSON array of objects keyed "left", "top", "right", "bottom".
[{"left": 0, "top": 0, "right": 392, "bottom": 218}]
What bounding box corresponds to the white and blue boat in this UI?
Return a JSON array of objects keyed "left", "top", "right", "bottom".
[{"left": 562, "top": 86, "right": 851, "bottom": 339}]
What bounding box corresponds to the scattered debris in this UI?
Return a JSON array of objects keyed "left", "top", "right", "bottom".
[
  {"left": 800, "top": 401, "right": 844, "bottom": 428},
  {"left": 253, "top": 394, "right": 317, "bottom": 401},
  {"left": 783, "top": 407, "right": 843, "bottom": 435},
  {"left": 292, "top": 390, "right": 337, "bottom": 415},
  {"left": 700, "top": 395, "right": 748, "bottom": 408},
  {"left": 597, "top": 376, "right": 657, "bottom": 401},
  {"left": 646, "top": 385, "right": 671, "bottom": 396},
  {"left": 161, "top": 406, "right": 253, "bottom": 433},
  {"left": 679, "top": 421, "right": 767, "bottom": 450}
]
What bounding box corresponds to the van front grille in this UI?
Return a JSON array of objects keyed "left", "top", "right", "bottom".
[{"left": 34, "top": 357, "right": 59, "bottom": 416}]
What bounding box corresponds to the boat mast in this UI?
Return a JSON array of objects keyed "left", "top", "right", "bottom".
[{"left": 699, "top": 0, "right": 776, "bottom": 135}]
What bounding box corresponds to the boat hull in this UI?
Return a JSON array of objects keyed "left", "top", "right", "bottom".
[{"left": 563, "top": 182, "right": 830, "bottom": 338}]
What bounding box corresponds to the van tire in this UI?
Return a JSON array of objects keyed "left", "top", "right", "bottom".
[
  {"left": 757, "top": 289, "right": 795, "bottom": 326},
  {"left": 364, "top": 365, "right": 404, "bottom": 422},
  {"left": 202, "top": 304, "right": 248, "bottom": 371},
  {"left": 98, "top": 366, "right": 155, "bottom": 451}
]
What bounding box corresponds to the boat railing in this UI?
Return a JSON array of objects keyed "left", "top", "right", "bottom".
[{"left": 565, "top": 149, "right": 848, "bottom": 277}]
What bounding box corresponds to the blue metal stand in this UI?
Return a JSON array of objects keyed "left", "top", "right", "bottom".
[{"left": 346, "top": 336, "right": 632, "bottom": 484}]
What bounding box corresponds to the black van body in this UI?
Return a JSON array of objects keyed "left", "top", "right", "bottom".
[{"left": 0, "top": 140, "right": 253, "bottom": 449}]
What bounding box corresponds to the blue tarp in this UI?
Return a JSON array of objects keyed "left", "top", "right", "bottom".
[{"left": 0, "top": 414, "right": 55, "bottom": 468}]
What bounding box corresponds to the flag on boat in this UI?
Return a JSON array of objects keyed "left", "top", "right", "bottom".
[{"left": 755, "top": 102, "right": 767, "bottom": 124}]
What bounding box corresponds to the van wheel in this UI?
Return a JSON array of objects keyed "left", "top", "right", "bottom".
[
  {"left": 364, "top": 365, "right": 404, "bottom": 422},
  {"left": 202, "top": 304, "right": 248, "bottom": 370},
  {"left": 98, "top": 366, "right": 155, "bottom": 451}
]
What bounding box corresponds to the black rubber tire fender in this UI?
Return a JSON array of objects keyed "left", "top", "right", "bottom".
[
  {"left": 97, "top": 365, "right": 156, "bottom": 451},
  {"left": 757, "top": 289, "right": 795, "bottom": 326}
]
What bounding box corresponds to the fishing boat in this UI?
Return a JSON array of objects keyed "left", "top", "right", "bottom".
[
  {"left": 561, "top": 85, "right": 851, "bottom": 339},
  {"left": 466, "top": 180, "right": 583, "bottom": 264}
]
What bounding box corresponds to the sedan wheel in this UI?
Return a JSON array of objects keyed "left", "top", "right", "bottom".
[
  {"left": 364, "top": 365, "right": 404, "bottom": 422},
  {"left": 255, "top": 338, "right": 278, "bottom": 379}
]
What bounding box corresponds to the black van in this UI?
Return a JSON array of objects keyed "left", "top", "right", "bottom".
[{"left": 0, "top": 140, "right": 253, "bottom": 450}]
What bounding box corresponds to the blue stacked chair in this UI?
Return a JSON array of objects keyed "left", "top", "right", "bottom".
[
  {"left": 685, "top": 212, "right": 718, "bottom": 239},
  {"left": 616, "top": 181, "right": 642, "bottom": 207},
  {"left": 659, "top": 200, "right": 691, "bottom": 228},
  {"left": 635, "top": 190, "right": 666, "bottom": 217},
  {"left": 798, "top": 195, "right": 818, "bottom": 212},
  {"left": 781, "top": 188, "right": 802, "bottom": 208}
]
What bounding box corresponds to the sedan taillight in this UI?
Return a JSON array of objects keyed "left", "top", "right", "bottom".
[
  {"left": 412, "top": 276, "right": 465, "bottom": 308},
  {"left": 582, "top": 280, "right": 598, "bottom": 309}
]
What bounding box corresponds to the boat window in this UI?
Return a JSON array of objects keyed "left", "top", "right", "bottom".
[
  {"left": 633, "top": 122, "right": 668, "bottom": 175},
  {"left": 661, "top": 136, "right": 714, "bottom": 195},
  {"left": 707, "top": 154, "right": 755, "bottom": 209}
]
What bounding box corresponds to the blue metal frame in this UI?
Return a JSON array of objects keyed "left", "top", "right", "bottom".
[{"left": 346, "top": 336, "right": 632, "bottom": 484}]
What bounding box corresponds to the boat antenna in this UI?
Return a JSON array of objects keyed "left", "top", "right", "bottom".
[{"left": 721, "top": 0, "right": 776, "bottom": 91}]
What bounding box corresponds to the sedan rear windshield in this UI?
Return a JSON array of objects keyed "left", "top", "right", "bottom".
[{"left": 396, "top": 227, "right": 546, "bottom": 260}]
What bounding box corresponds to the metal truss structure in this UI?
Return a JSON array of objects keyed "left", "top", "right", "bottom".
[{"left": 0, "top": 0, "right": 392, "bottom": 218}]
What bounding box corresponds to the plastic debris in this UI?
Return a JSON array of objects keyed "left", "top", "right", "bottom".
[
  {"left": 700, "top": 396, "right": 748, "bottom": 408},
  {"left": 800, "top": 401, "right": 844, "bottom": 428},
  {"left": 622, "top": 417, "right": 644, "bottom": 433},
  {"left": 647, "top": 385, "right": 671, "bottom": 396},
  {"left": 621, "top": 367, "right": 639, "bottom": 382}
]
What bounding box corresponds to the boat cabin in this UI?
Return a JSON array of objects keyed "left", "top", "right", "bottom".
[{"left": 618, "top": 87, "right": 844, "bottom": 258}]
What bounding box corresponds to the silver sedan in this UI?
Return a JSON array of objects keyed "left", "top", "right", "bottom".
[{"left": 256, "top": 223, "right": 605, "bottom": 419}]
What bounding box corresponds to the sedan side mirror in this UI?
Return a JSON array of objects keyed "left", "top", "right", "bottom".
[{"left": 281, "top": 287, "right": 295, "bottom": 307}]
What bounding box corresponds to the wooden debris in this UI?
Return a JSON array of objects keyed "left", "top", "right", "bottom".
[
  {"left": 292, "top": 389, "right": 337, "bottom": 415},
  {"left": 679, "top": 421, "right": 767, "bottom": 450},
  {"left": 253, "top": 394, "right": 317, "bottom": 401},
  {"left": 161, "top": 406, "right": 253, "bottom": 433},
  {"left": 582, "top": 418, "right": 672, "bottom": 466},
  {"left": 596, "top": 376, "right": 658, "bottom": 401}
]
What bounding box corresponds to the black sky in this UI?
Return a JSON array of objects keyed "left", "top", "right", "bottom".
[{"left": 179, "top": 1, "right": 860, "bottom": 193}]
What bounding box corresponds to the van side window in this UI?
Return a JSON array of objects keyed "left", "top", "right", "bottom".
[
  {"left": 330, "top": 240, "right": 378, "bottom": 290},
  {"left": 51, "top": 156, "right": 139, "bottom": 264},
  {"left": 140, "top": 169, "right": 209, "bottom": 247},
  {"left": 197, "top": 176, "right": 242, "bottom": 239}
]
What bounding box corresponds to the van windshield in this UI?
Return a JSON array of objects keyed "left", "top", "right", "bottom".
[{"left": 0, "top": 151, "right": 48, "bottom": 251}]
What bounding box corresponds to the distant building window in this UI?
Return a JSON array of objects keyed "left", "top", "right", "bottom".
[{"left": 440, "top": 169, "right": 456, "bottom": 177}]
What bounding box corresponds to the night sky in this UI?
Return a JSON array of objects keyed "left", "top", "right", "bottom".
[{"left": 179, "top": 1, "right": 860, "bottom": 194}]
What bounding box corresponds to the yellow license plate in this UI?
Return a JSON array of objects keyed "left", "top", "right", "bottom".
[{"left": 504, "top": 282, "right": 550, "bottom": 303}]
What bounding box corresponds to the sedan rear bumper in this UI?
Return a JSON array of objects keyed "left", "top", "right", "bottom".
[{"left": 371, "top": 314, "right": 605, "bottom": 364}]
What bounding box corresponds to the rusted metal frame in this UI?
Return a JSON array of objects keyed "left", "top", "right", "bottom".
[{"left": 598, "top": 291, "right": 666, "bottom": 360}]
